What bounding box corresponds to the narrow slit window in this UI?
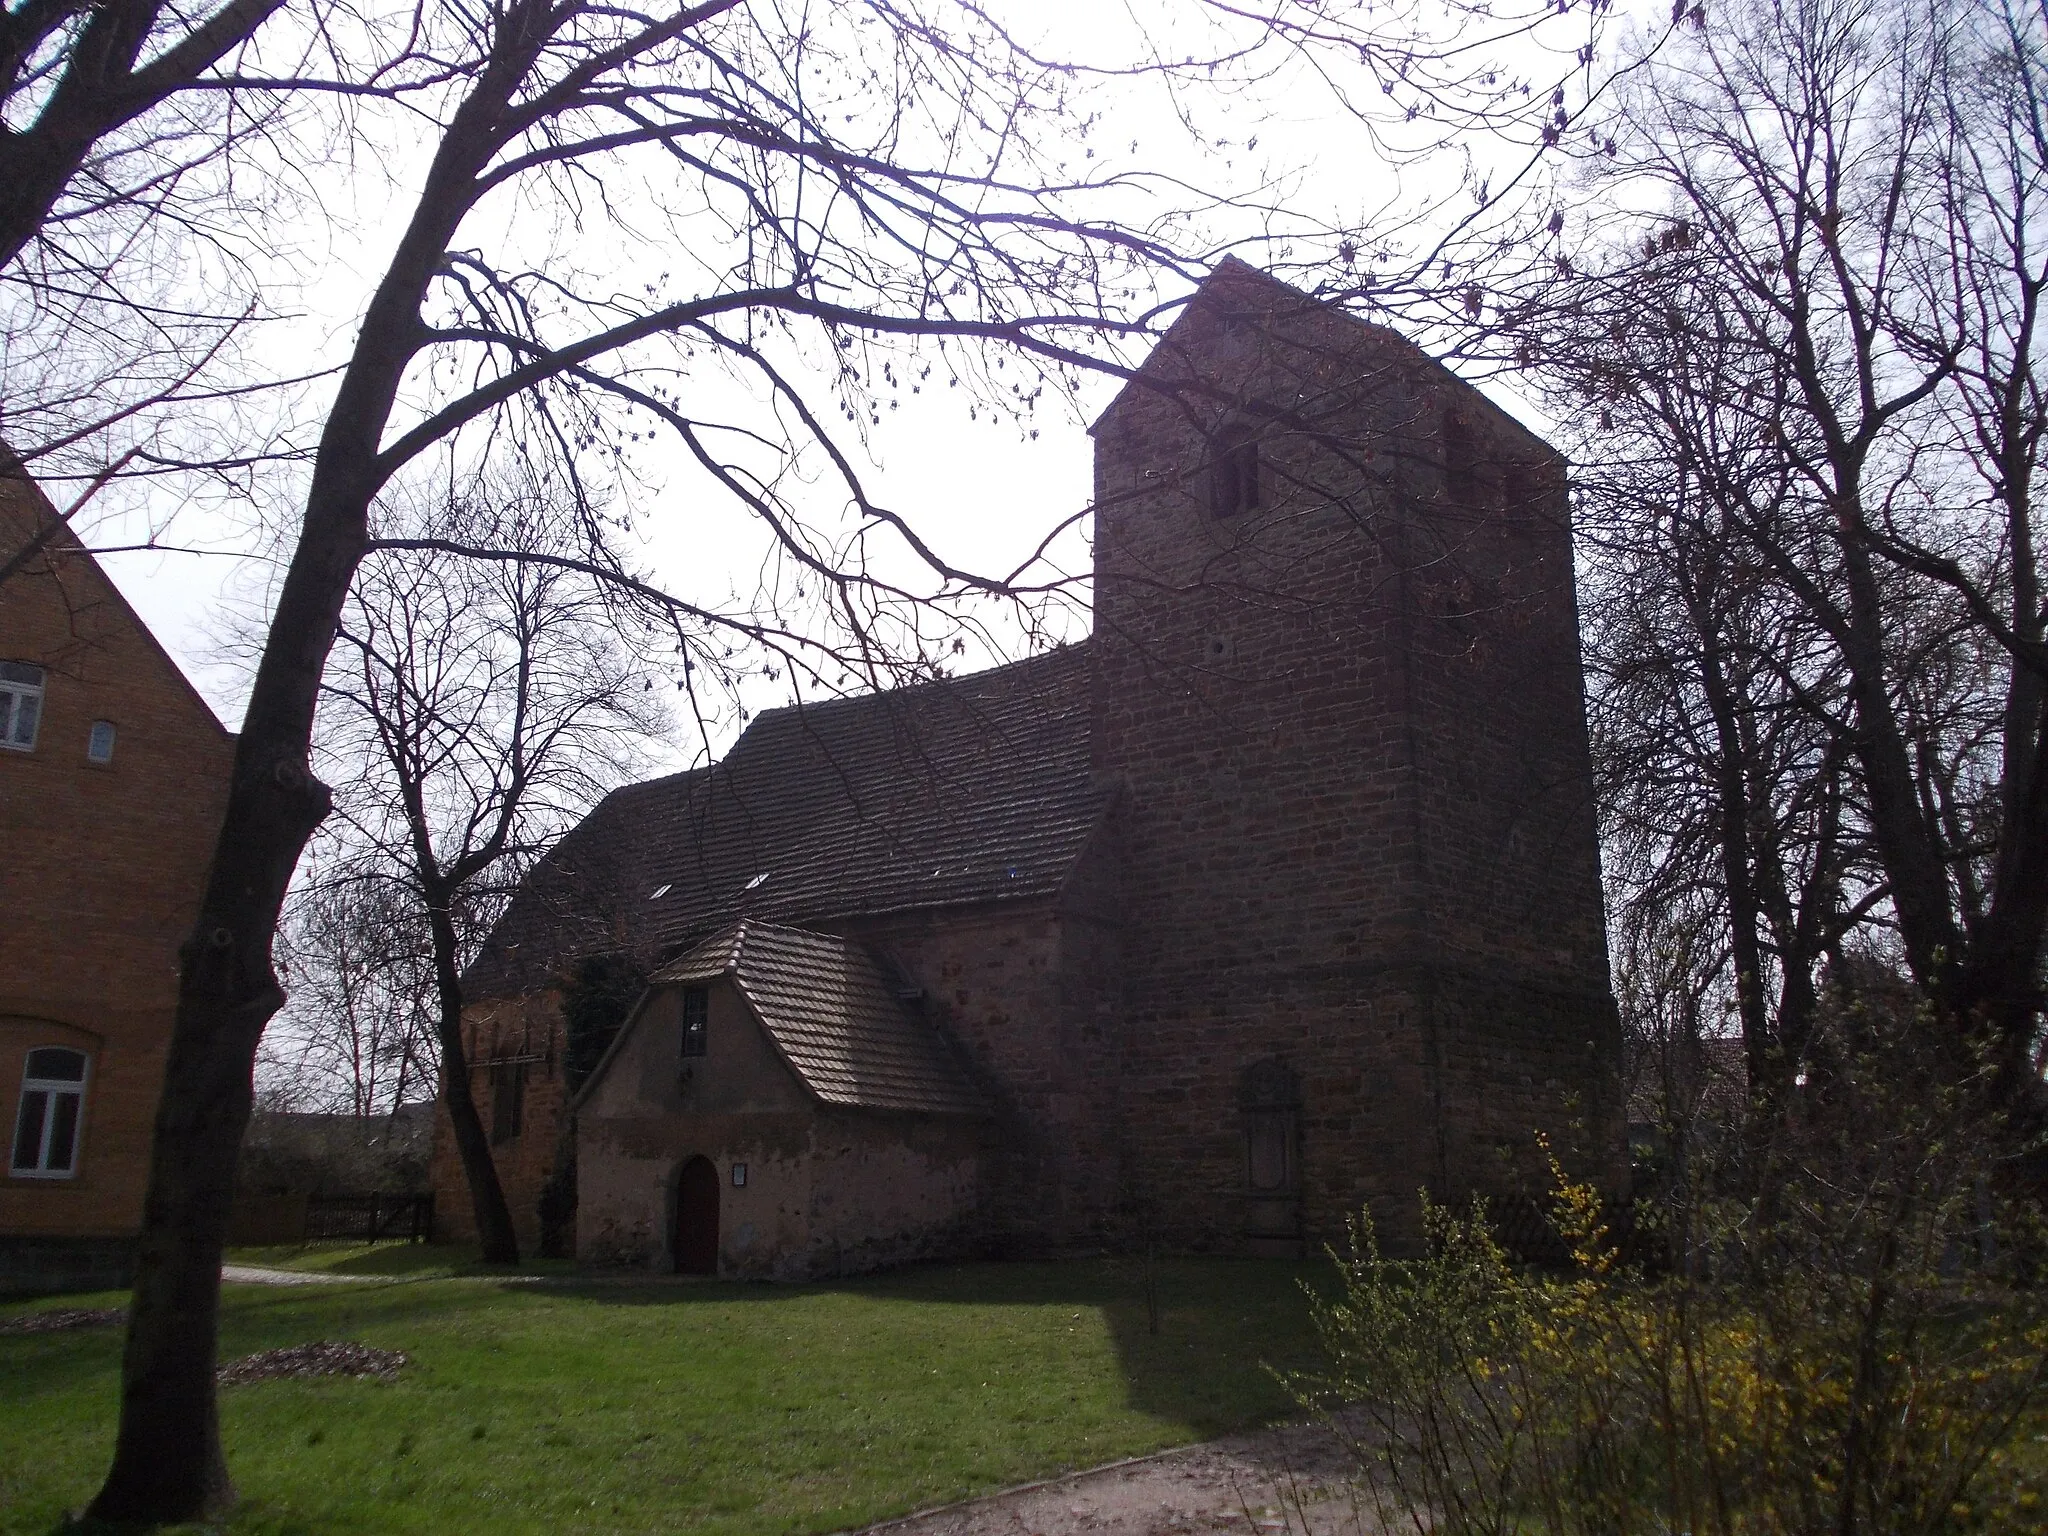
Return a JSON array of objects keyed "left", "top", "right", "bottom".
[
  {"left": 1443, "top": 411, "right": 1483, "bottom": 507},
  {"left": 681, "top": 987, "right": 709, "bottom": 1059},
  {"left": 12, "top": 1047, "right": 88, "bottom": 1177},
  {"left": 489, "top": 1061, "right": 527, "bottom": 1144},
  {"left": 0, "top": 661, "right": 45, "bottom": 751},
  {"left": 1210, "top": 426, "right": 1261, "bottom": 518},
  {"left": 87, "top": 720, "right": 116, "bottom": 764}
]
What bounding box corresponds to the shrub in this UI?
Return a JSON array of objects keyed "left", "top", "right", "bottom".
[{"left": 1298, "top": 1086, "right": 2048, "bottom": 1535}]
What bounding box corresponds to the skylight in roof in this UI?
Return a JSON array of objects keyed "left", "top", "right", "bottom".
[
  {"left": 744, "top": 872, "right": 770, "bottom": 891},
  {"left": 649, "top": 884, "right": 672, "bottom": 899}
]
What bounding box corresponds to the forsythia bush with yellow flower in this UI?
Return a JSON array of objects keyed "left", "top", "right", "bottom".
[{"left": 1298, "top": 1065, "right": 2048, "bottom": 1535}]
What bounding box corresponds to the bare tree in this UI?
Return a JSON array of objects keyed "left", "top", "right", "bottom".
[
  {"left": 299, "top": 467, "right": 662, "bottom": 1263},
  {"left": 61, "top": 0, "right": 1649, "bottom": 1512},
  {"left": 267, "top": 860, "right": 439, "bottom": 1119},
  {"left": 1581, "top": 423, "right": 1877, "bottom": 1117},
  {"left": 0, "top": 0, "right": 289, "bottom": 270},
  {"left": 1511, "top": 0, "right": 2048, "bottom": 1116},
  {"left": 0, "top": 0, "right": 304, "bottom": 576},
  {"left": 90, "top": 4, "right": 1149, "bottom": 1512}
]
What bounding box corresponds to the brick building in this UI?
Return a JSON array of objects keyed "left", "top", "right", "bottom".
[
  {"left": 0, "top": 473, "right": 235, "bottom": 1294},
  {"left": 435, "top": 261, "right": 1621, "bottom": 1274}
]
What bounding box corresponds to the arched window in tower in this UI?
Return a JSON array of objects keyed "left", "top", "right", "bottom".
[
  {"left": 1210, "top": 424, "right": 1262, "bottom": 518},
  {"left": 1443, "top": 409, "right": 1478, "bottom": 507}
]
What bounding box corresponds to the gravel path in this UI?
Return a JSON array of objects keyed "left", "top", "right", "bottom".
[
  {"left": 220, "top": 1264, "right": 385, "bottom": 1285},
  {"left": 850, "top": 1421, "right": 1386, "bottom": 1536}
]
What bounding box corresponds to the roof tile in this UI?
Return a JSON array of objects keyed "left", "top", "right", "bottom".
[
  {"left": 468, "top": 644, "right": 1103, "bottom": 995},
  {"left": 655, "top": 922, "right": 987, "bottom": 1116}
]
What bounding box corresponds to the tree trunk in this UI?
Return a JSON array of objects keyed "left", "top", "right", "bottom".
[
  {"left": 1697, "top": 622, "right": 1776, "bottom": 1103},
  {"left": 1964, "top": 687, "right": 2048, "bottom": 1105},
  {"left": 435, "top": 1018, "right": 521, "bottom": 1263},
  {"left": 415, "top": 847, "right": 524, "bottom": 1269},
  {"left": 87, "top": 393, "right": 389, "bottom": 1518},
  {"left": 86, "top": 27, "right": 559, "bottom": 1513},
  {"left": 86, "top": 741, "right": 333, "bottom": 1520}
]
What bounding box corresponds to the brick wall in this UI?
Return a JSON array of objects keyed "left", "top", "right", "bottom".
[{"left": 0, "top": 477, "right": 234, "bottom": 1278}]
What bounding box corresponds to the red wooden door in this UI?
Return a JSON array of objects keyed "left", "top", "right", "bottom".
[{"left": 674, "top": 1156, "right": 719, "bottom": 1275}]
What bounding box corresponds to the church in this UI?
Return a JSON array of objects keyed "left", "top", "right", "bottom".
[{"left": 433, "top": 260, "right": 1622, "bottom": 1277}]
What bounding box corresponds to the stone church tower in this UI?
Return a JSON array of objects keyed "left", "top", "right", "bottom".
[{"left": 1090, "top": 259, "right": 1619, "bottom": 1249}]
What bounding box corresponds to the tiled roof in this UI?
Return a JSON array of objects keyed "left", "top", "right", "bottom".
[
  {"left": 654, "top": 922, "right": 987, "bottom": 1115},
  {"left": 467, "top": 643, "right": 1104, "bottom": 996}
]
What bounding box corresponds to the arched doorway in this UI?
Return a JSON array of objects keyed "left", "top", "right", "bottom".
[
  {"left": 1239, "top": 1058, "right": 1302, "bottom": 1255},
  {"left": 674, "top": 1156, "right": 720, "bottom": 1275}
]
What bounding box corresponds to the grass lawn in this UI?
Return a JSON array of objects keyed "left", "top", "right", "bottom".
[{"left": 2, "top": 1253, "right": 1330, "bottom": 1536}]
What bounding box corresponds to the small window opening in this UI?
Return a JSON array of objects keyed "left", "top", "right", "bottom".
[
  {"left": 681, "top": 987, "right": 709, "bottom": 1059},
  {"left": 87, "top": 720, "right": 116, "bottom": 764},
  {"left": 1210, "top": 426, "right": 1262, "bottom": 518},
  {"left": 12, "top": 1047, "right": 88, "bottom": 1177},
  {"left": 0, "top": 661, "right": 45, "bottom": 752},
  {"left": 649, "top": 883, "right": 673, "bottom": 900},
  {"left": 743, "top": 871, "right": 770, "bottom": 891},
  {"left": 489, "top": 1061, "right": 527, "bottom": 1143},
  {"left": 1443, "top": 411, "right": 1482, "bottom": 507}
]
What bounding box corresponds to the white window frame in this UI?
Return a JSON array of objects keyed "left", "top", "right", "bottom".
[
  {"left": 0, "top": 661, "right": 45, "bottom": 752},
  {"left": 11, "top": 1047, "right": 89, "bottom": 1179}
]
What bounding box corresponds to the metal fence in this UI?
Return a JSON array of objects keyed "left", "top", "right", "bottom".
[{"left": 303, "top": 1194, "right": 435, "bottom": 1244}]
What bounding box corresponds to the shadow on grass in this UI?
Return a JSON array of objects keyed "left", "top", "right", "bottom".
[
  {"left": 521, "top": 1255, "right": 1335, "bottom": 1439},
  {"left": 224, "top": 1241, "right": 573, "bottom": 1280},
  {"left": 5, "top": 1255, "right": 1342, "bottom": 1536}
]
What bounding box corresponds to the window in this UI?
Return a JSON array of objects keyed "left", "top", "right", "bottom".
[
  {"left": 1209, "top": 426, "right": 1261, "bottom": 518},
  {"left": 1442, "top": 410, "right": 1490, "bottom": 508},
  {"left": 87, "top": 720, "right": 116, "bottom": 764},
  {"left": 681, "top": 987, "right": 709, "bottom": 1059},
  {"left": 12, "top": 1047, "right": 88, "bottom": 1177},
  {"left": 489, "top": 1061, "right": 527, "bottom": 1143},
  {"left": 0, "top": 661, "right": 45, "bottom": 751}
]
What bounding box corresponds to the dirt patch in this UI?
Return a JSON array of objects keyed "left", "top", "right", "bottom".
[
  {"left": 0, "top": 1307, "right": 125, "bottom": 1335},
  {"left": 217, "top": 1341, "right": 408, "bottom": 1386},
  {"left": 853, "top": 1420, "right": 1386, "bottom": 1536}
]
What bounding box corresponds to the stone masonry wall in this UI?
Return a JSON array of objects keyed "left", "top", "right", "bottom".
[
  {"left": 843, "top": 884, "right": 1111, "bottom": 1252},
  {"left": 806, "top": 1111, "right": 982, "bottom": 1278},
  {"left": 1090, "top": 266, "right": 1619, "bottom": 1251},
  {"left": 574, "top": 977, "right": 983, "bottom": 1278}
]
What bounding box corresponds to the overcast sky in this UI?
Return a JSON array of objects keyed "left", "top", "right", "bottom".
[{"left": 76, "top": 0, "right": 1610, "bottom": 756}]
